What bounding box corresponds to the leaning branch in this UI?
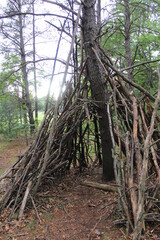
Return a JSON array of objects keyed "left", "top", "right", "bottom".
[
  {"left": 94, "top": 47, "right": 155, "bottom": 101},
  {"left": 133, "top": 71, "right": 160, "bottom": 240},
  {"left": 121, "top": 58, "right": 160, "bottom": 72}
]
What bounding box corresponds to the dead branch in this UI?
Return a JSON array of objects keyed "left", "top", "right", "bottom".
[
  {"left": 133, "top": 71, "right": 160, "bottom": 240},
  {"left": 43, "top": 0, "right": 78, "bottom": 16},
  {"left": 81, "top": 180, "right": 118, "bottom": 192}
]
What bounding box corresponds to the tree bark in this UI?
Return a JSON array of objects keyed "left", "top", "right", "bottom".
[
  {"left": 82, "top": 0, "right": 114, "bottom": 181},
  {"left": 18, "top": 0, "right": 35, "bottom": 134},
  {"left": 124, "top": 0, "right": 134, "bottom": 83},
  {"left": 32, "top": 0, "right": 38, "bottom": 124}
]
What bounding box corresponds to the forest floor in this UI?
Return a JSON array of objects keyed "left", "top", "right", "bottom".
[{"left": 0, "top": 139, "right": 159, "bottom": 240}]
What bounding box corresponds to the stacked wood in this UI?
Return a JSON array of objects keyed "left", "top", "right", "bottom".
[
  {"left": 0, "top": 82, "right": 89, "bottom": 220},
  {"left": 0, "top": 43, "right": 160, "bottom": 240},
  {"left": 97, "top": 49, "right": 160, "bottom": 239}
]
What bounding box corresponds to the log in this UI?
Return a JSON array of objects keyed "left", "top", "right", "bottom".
[{"left": 81, "top": 180, "right": 118, "bottom": 192}]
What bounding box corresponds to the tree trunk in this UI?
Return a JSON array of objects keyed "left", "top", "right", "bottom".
[
  {"left": 18, "top": 0, "right": 35, "bottom": 134},
  {"left": 32, "top": 0, "right": 38, "bottom": 124},
  {"left": 82, "top": 0, "right": 114, "bottom": 181},
  {"left": 94, "top": 115, "right": 102, "bottom": 165},
  {"left": 96, "top": 0, "right": 101, "bottom": 38},
  {"left": 124, "top": 0, "right": 133, "bottom": 83}
]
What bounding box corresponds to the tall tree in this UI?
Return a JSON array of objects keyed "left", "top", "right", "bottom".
[
  {"left": 124, "top": 0, "right": 133, "bottom": 83},
  {"left": 0, "top": 0, "right": 35, "bottom": 134},
  {"left": 18, "top": 0, "right": 35, "bottom": 134},
  {"left": 32, "top": 0, "right": 38, "bottom": 124},
  {"left": 82, "top": 0, "right": 114, "bottom": 181},
  {"left": 0, "top": 53, "right": 25, "bottom": 137}
]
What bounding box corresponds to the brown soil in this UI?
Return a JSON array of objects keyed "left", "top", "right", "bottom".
[
  {"left": 0, "top": 138, "right": 27, "bottom": 176},
  {"left": 0, "top": 140, "right": 159, "bottom": 240}
]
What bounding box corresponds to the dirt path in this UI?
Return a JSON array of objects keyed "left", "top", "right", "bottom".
[
  {"left": 0, "top": 169, "right": 125, "bottom": 240},
  {"left": 0, "top": 139, "right": 27, "bottom": 176},
  {"left": 0, "top": 139, "right": 123, "bottom": 240}
]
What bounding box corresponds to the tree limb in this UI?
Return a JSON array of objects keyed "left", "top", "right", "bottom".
[
  {"left": 81, "top": 180, "right": 118, "bottom": 192},
  {"left": 121, "top": 59, "right": 160, "bottom": 72}
]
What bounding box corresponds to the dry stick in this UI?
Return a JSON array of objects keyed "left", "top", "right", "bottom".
[
  {"left": 33, "top": 2, "right": 83, "bottom": 196},
  {"left": 0, "top": 12, "right": 74, "bottom": 20},
  {"left": 1, "top": 109, "right": 53, "bottom": 214},
  {"left": 93, "top": 46, "right": 154, "bottom": 105},
  {"left": 8, "top": 124, "right": 49, "bottom": 217},
  {"left": 19, "top": 181, "right": 32, "bottom": 219},
  {"left": 44, "top": 224, "right": 49, "bottom": 240},
  {"left": 33, "top": 107, "right": 54, "bottom": 149},
  {"left": 131, "top": 95, "right": 142, "bottom": 181},
  {"left": 60, "top": 59, "right": 87, "bottom": 115},
  {"left": 0, "top": 156, "right": 22, "bottom": 181},
  {"left": 83, "top": 87, "right": 91, "bottom": 124},
  {"left": 45, "top": 20, "right": 72, "bottom": 39},
  {"left": 113, "top": 87, "right": 122, "bottom": 160},
  {"left": 94, "top": 45, "right": 160, "bottom": 233},
  {"left": 30, "top": 194, "right": 42, "bottom": 224},
  {"left": 133, "top": 72, "right": 160, "bottom": 240},
  {"left": 139, "top": 106, "right": 160, "bottom": 212},
  {"left": 98, "top": 48, "right": 155, "bottom": 102},
  {"left": 10, "top": 144, "right": 42, "bottom": 219},
  {"left": 113, "top": 86, "right": 128, "bottom": 213},
  {"left": 114, "top": 87, "right": 132, "bottom": 132},
  {"left": 146, "top": 182, "right": 160, "bottom": 214},
  {"left": 150, "top": 144, "right": 160, "bottom": 183},
  {"left": 139, "top": 105, "right": 160, "bottom": 183},
  {"left": 107, "top": 101, "right": 133, "bottom": 230},
  {"left": 1, "top": 157, "right": 33, "bottom": 215},
  {"left": 45, "top": 17, "right": 68, "bottom": 113},
  {"left": 139, "top": 105, "right": 148, "bottom": 133},
  {"left": 82, "top": 180, "right": 117, "bottom": 192},
  {"left": 43, "top": 0, "right": 78, "bottom": 16},
  {"left": 125, "top": 132, "right": 137, "bottom": 226},
  {"left": 93, "top": 46, "right": 133, "bottom": 228},
  {"left": 138, "top": 115, "right": 145, "bottom": 142}
]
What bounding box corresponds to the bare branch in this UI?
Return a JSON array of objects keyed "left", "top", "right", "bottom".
[
  {"left": 43, "top": 0, "right": 78, "bottom": 16},
  {"left": 121, "top": 58, "right": 160, "bottom": 72},
  {"left": 0, "top": 12, "right": 73, "bottom": 20}
]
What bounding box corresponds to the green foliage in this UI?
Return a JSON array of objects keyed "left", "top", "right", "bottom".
[
  {"left": 37, "top": 96, "right": 53, "bottom": 112},
  {"left": 0, "top": 53, "right": 28, "bottom": 138},
  {"left": 102, "top": 0, "right": 160, "bottom": 92},
  {"left": 0, "top": 95, "right": 26, "bottom": 138},
  {"left": 1, "top": 54, "right": 22, "bottom": 88}
]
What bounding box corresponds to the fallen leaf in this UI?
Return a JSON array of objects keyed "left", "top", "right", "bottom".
[{"left": 5, "top": 224, "right": 10, "bottom": 231}]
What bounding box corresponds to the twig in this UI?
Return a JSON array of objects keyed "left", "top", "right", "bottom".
[
  {"left": 44, "top": 224, "right": 50, "bottom": 240},
  {"left": 30, "top": 194, "right": 42, "bottom": 224},
  {"left": 133, "top": 71, "right": 160, "bottom": 240},
  {"left": 121, "top": 58, "right": 160, "bottom": 72}
]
